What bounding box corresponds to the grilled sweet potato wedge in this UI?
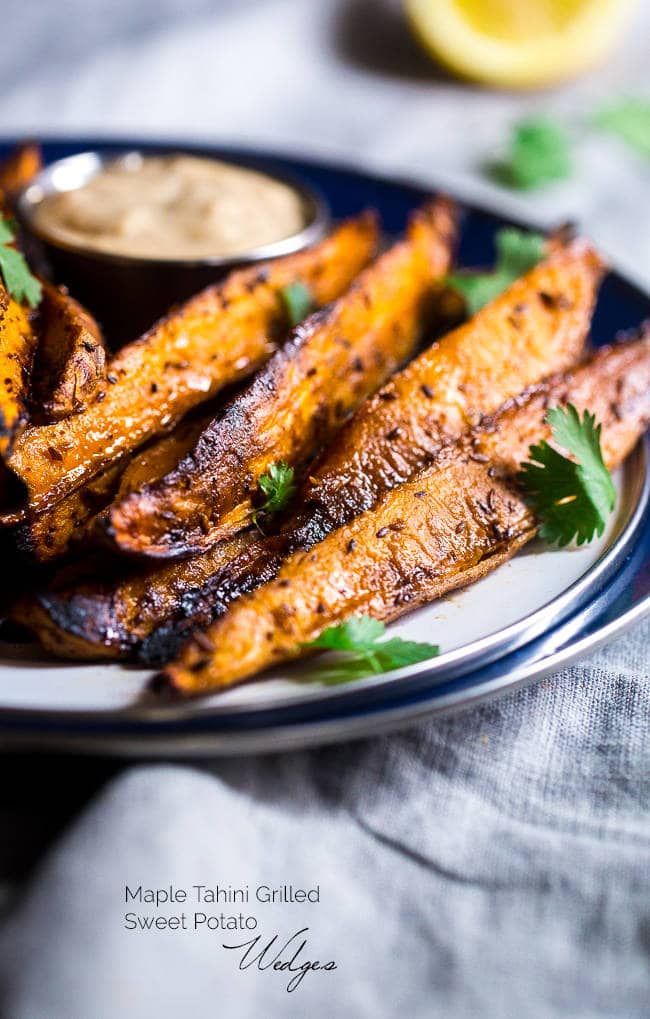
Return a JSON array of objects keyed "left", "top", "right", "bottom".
[
  {"left": 32, "top": 282, "right": 107, "bottom": 421},
  {"left": 1, "top": 214, "right": 378, "bottom": 519},
  {"left": 14, "top": 531, "right": 259, "bottom": 660},
  {"left": 16, "top": 231, "right": 604, "bottom": 661},
  {"left": 0, "top": 286, "right": 38, "bottom": 458},
  {"left": 11, "top": 520, "right": 267, "bottom": 660},
  {"left": 0, "top": 143, "right": 41, "bottom": 199},
  {"left": 12, "top": 412, "right": 213, "bottom": 562},
  {"left": 159, "top": 331, "right": 650, "bottom": 695},
  {"left": 104, "top": 198, "right": 458, "bottom": 559}
]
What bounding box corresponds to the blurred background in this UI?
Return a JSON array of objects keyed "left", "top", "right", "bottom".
[{"left": 3, "top": 0, "right": 649, "bottom": 283}]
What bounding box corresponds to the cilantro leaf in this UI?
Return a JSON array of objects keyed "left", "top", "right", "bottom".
[
  {"left": 518, "top": 404, "right": 616, "bottom": 547},
  {"left": 0, "top": 219, "right": 15, "bottom": 244},
  {"left": 311, "top": 614, "right": 385, "bottom": 651},
  {"left": 304, "top": 615, "right": 440, "bottom": 684},
  {"left": 593, "top": 98, "right": 650, "bottom": 160},
  {"left": 488, "top": 116, "right": 572, "bottom": 191},
  {"left": 252, "top": 461, "right": 296, "bottom": 527},
  {"left": 280, "top": 282, "right": 314, "bottom": 327},
  {"left": 0, "top": 217, "right": 41, "bottom": 308},
  {"left": 447, "top": 227, "right": 546, "bottom": 316}
]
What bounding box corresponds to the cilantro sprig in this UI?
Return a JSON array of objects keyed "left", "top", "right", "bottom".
[
  {"left": 593, "top": 98, "right": 650, "bottom": 160},
  {"left": 518, "top": 404, "right": 616, "bottom": 547},
  {"left": 303, "top": 615, "right": 440, "bottom": 685},
  {"left": 251, "top": 461, "right": 296, "bottom": 528},
  {"left": 0, "top": 218, "right": 41, "bottom": 308},
  {"left": 280, "top": 282, "right": 314, "bottom": 327},
  {"left": 447, "top": 227, "right": 546, "bottom": 316},
  {"left": 489, "top": 117, "right": 572, "bottom": 191}
]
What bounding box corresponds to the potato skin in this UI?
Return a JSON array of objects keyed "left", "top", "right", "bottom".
[
  {"left": 3, "top": 213, "right": 379, "bottom": 518},
  {"left": 13, "top": 531, "right": 258, "bottom": 660},
  {"left": 0, "top": 287, "right": 38, "bottom": 459},
  {"left": 32, "top": 282, "right": 107, "bottom": 422},
  {"left": 0, "top": 142, "right": 41, "bottom": 199},
  {"left": 103, "top": 198, "right": 458, "bottom": 560},
  {"left": 161, "top": 332, "right": 650, "bottom": 695},
  {"left": 0, "top": 144, "right": 43, "bottom": 460},
  {"left": 12, "top": 412, "right": 212, "bottom": 563}
]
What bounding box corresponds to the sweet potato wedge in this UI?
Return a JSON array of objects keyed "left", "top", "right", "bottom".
[
  {"left": 16, "top": 231, "right": 604, "bottom": 661},
  {"left": 159, "top": 330, "right": 650, "bottom": 695},
  {"left": 14, "top": 531, "right": 259, "bottom": 660},
  {"left": 32, "top": 282, "right": 107, "bottom": 421},
  {"left": 1, "top": 213, "right": 378, "bottom": 519},
  {"left": 104, "top": 198, "right": 458, "bottom": 559},
  {"left": 12, "top": 411, "right": 213, "bottom": 563},
  {"left": 0, "top": 142, "right": 41, "bottom": 199},
  {"left": 0, "top": 286, "right": 38, "bottom": 458}
]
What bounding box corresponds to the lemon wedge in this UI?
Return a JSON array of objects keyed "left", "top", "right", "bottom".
[{"left": 405, "top": 0, "right": 635, "bottom": 89}]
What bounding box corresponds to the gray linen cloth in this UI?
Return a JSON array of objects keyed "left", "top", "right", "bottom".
[{"left": 1, "top": 2, "right": 649, "bottom": 1016}]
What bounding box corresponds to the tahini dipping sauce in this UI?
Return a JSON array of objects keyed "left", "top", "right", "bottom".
[{"left": 32, "top": 154, "right": 307, "bottom": 260}]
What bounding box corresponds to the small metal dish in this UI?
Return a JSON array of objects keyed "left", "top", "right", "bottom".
[{"left": 17, "top": 149, "right": 330, "bottom": 346}]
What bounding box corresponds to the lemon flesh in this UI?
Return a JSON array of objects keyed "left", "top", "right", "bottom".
[{"left": 405, "top": 0, "right": 635, "bottom": 88}]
